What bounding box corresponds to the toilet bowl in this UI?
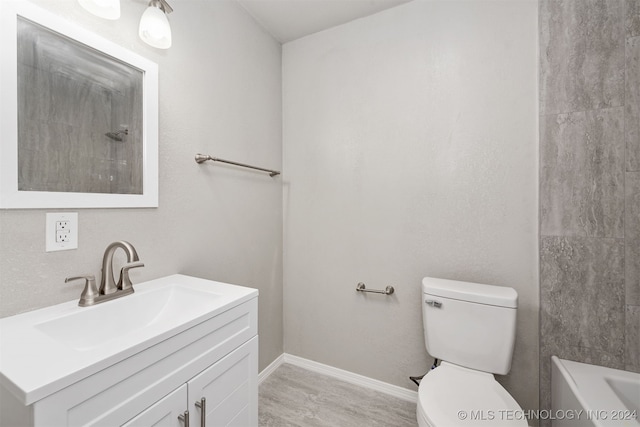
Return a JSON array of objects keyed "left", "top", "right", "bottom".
[
  {"left": 417, "top": 277, "right": 527, "bottom": 427},
  {"left": 417, "top": 362, "right": 526, "bottom": 427}
]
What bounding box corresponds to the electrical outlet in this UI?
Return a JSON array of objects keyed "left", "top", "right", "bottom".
[
  {"left": 56, "top": 230, "right": 70, "bottom": 243},
  {"left": 46, "top": 213, "right": 78, "bottom": 252},
  {"left": 55, "top": 220, "right": 70, "bottom": 243}
]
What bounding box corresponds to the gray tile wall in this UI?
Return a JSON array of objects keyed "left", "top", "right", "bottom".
[{"left": 539, "top": 0, "right": 640, "bottom": 417}]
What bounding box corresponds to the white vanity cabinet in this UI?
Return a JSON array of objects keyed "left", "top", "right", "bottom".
[
  {"left": 0, "top": 275, "right": 258, "bottom": 427},
  {"left": 124, "top": 336, "right": 258, "bottom": 427}
]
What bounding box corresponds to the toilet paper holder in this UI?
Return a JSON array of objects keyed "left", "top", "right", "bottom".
[{"left": 356, "top": 282, "right": 395, "bottom": 295}]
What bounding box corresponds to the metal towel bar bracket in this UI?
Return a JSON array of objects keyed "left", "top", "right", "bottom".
[
  {"left": 195, "top": 153, "right": 280, "bottom": 177},
  {"left": 356, "top": 282, "right": 395, "bottom": 295}
]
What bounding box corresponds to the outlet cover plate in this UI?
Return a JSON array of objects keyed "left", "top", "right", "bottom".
[{"left": 46, "top": 212, "right": 78, "bottom": 252}]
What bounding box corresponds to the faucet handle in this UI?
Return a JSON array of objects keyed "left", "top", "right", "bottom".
[
  {"left": 118, "top": 262, "right": 145, "bottom": 291},
  {"left": 66, "top": 275, "right": 98, "bottom": 307}
]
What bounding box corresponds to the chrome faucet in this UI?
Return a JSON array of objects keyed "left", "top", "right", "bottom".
[
  {"left": 100, "top": 241, "right": 142, "bottom": 295},
  {"left": 66, "top": 241, "right": 145, "bottom": 307}
]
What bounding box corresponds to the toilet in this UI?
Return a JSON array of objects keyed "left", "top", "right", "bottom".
[{"left": 417, "top": 277, "right": 528, "bottom": 427}]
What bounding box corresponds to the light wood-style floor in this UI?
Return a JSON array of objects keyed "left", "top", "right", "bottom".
[{"left": 259, "top": 363, "right": 418, "bottom": 427}]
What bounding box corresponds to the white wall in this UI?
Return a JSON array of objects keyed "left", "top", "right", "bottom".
[
  {"left": 0, "top": 0, "right": 283, "bottom": 370},
  {"left": 283, "top": 0, "right": 539, "bottom": 412}
]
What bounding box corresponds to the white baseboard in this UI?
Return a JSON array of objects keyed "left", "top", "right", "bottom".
[
  {"left": 262, "top": 353, "right": 418, "bottom": 403},
  {"left": 258, "top": 353, "right": 285, "bottom": 385}
]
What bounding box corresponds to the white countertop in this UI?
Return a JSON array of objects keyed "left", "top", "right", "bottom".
[{"left": 0, "top": 274, "right": 258, "bottom": 405}]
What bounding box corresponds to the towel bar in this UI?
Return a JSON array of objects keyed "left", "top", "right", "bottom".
[{"left": 195, "top": 154, "right": 280, "bottom": 177}]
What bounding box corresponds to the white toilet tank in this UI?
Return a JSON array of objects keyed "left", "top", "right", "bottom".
[{"left": 422, "top": 277, "right": 518, "bottom": 375}]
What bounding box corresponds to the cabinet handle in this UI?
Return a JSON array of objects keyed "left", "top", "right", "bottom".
[
  {"left": 178, "top": 410, "right": 189, "bottom": 427},
  {"left": 195, "top": 397, "right": 206, "bottom": 426}
]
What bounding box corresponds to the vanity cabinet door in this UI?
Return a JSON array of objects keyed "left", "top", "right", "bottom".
[
  {"left": 188, "top": 336, "right": 258, "bottom": 427},
  {"left": 122, "top": 385, "right": 187, "bottom": 427}
]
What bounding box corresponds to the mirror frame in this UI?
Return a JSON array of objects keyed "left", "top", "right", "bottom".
[{"left": 0, "top": 1, "right": 159, "bottom": 208}]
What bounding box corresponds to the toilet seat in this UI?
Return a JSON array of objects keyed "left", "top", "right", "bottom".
[{"left": 417, "top": 362, "right": 528, "bottom": 427}]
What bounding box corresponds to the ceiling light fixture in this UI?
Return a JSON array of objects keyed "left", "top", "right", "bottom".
[
  {"left": 78, "top": 0, "right": 121, "bottom": 20},
  {"left": 138, "top": 0, "right": 173, "bottom": 49}
]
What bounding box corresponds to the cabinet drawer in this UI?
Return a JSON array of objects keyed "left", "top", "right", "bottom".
[{"left": 32, "top": 298, "right": 257, "bottom": 426}]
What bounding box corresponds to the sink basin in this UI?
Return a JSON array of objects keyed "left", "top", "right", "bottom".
[
  {"left": 35, "top": 285, "right": 221, "bottom": 351},
  {"left": 0, "top": 274, "right": 258, "bottom": 405}
]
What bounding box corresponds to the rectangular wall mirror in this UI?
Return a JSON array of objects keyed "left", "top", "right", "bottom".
[{"left": 0, "top": 1, "right": 159, "bottom": 208}]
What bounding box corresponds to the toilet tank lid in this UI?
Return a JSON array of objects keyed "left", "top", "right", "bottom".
[{"left": 422, "top": 277, "right": 518, "bottom": 308}]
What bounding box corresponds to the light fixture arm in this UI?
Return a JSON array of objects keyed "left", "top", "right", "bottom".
[{"left": 149, "top": 0, "right": 173, "bottom": 14}]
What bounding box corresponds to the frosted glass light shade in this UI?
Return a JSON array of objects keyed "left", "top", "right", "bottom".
[
  {"left": 139, "top": 5, "right": 172, "bottom": 49},
  {"left": 78, "top": 0, "right": 120, "bottom": 20}
]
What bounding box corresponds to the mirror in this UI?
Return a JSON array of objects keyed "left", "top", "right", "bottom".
[{"left": 0, "top": 1, "right": 158, "bottom": 208}]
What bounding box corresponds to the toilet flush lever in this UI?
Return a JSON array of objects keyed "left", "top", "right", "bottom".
[{"left": 425, "top": 300, "right": 442, "bottom": 308}]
